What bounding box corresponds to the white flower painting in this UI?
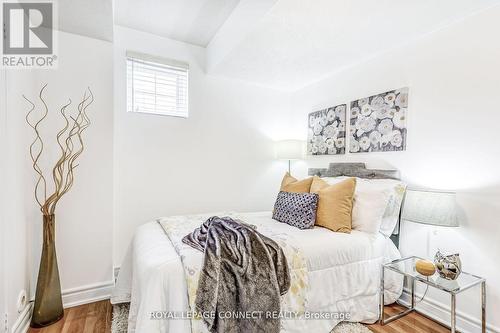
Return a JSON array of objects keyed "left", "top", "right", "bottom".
[
  {"left": 307, "top": 104, "right": 346, "bottom": 155},
  {"left": 349, "top": 88, "right": 408, "bottom": 153}
]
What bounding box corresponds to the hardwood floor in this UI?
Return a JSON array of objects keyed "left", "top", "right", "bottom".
[
  {"left": 28, "top": 300, "right": 111, "bottom": 333},
  {"left": 27, "top": 301, "right": 449, "bottom": 333},
  {"left": 368, "top": 304, "right": 450, "bottom": 333}
]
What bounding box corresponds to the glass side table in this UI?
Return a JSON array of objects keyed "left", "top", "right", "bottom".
[{"left": 380, "top": 256, "right": 486, "bottom": 333}]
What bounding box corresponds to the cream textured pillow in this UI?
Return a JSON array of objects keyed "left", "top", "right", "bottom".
[
  {"left": 280, "top": 173, "right": 313, "bottom": 193},
  {"left": 310, "top": 176, "right": 356, "bottom": 233}
]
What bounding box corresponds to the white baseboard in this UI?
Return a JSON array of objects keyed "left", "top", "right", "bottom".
[
  {"left": 11, "top": 303, "right": 32, "bottom": 333},
  {"left": 62, "top": 281, "right": 114, "bottom": 308},
  {"left": 400, "top": 289, "right": 499, "bottom": 333}
]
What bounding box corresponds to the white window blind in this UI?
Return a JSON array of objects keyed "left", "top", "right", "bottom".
[{"left": 127, "top": 51, "right": 189, "bottom": 117}]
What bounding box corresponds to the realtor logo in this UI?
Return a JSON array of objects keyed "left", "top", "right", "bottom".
[
  {"left": 2, "top": 1, "right": 56, "bottom": 67},
  {"left": 3, "top": 2, "right": 53, "bottom": 54}
]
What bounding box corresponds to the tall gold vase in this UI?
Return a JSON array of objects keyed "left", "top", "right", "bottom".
[{"left": 30, "top": 214, "right": 64, "bottom": 328}]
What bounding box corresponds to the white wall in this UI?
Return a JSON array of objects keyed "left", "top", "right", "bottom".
[
  {"left": 1, "top": 68, "right": 5, "bottom": 329},
  {"left": 290, "top": 6, "right": 500, "bottom": 332},
  {"left": 0, "top": 70, "right": 4, "bottom": 331},
  {"left": 4, "top": 31, "right": 114, "bottom": 331},
  {"left": 1, "top": 68, "right": 10, "bottom": 332},
  {"left": 113, "top": 26, "right": 292, "bottom": 264},
  {"left": 4, "top": 68, "right": 36, "bottom": 333},
  {"left": 33, "top": 31, "right": 114, "bottom": 307}
]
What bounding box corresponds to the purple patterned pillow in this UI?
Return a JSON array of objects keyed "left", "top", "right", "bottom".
[{"left": 272, "top": 191, "right": 319, "bottom": 229}]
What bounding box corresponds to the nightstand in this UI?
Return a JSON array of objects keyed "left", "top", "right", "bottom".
[{"left": 380, "top": 256, "right": 486, "bottom": 333}]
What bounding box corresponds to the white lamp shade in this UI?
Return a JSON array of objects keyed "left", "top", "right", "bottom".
[
  {"left": 275, "top": 140, "right": 304, "bottom": 160},
  {"left": 402, "top": 189, "right": 460, "bottom": 227}
]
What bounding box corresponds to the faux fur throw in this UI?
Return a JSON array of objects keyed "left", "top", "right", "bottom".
[{"left": 182, "top": 216, "right": 290, "bottom": 333}]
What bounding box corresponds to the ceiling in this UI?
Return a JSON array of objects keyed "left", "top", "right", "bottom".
[
  {"left": 57, "top": 0, "right": 500, "bottom": 90},
  {"left": 57, "top": 0, "right": 114, "bottom": 42},
  {"left": 114, "top": 0, "right": 241, "bottom": 47},
  {"left": 207, "top": 0, "right": 500, "bottom": 90}
]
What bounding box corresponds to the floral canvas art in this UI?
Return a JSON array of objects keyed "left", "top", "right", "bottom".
[
  {"left": 307, "top": 104, "right": 346, "bottom": 155},
  {"left": 349, "top": 88, "right": 408, "bottom": 153}
]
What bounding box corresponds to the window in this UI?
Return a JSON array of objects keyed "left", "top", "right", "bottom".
[{"left": 127, "top": 51, "right": 189, "bottom": 117}]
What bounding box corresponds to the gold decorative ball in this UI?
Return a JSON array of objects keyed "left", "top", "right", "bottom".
[{"left": 415, "top": 259, "right": 436, "bottom": 276}]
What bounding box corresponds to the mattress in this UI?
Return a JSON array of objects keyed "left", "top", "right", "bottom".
[{"left": 111, "top": 211, "right": 403, "bottom": 333}]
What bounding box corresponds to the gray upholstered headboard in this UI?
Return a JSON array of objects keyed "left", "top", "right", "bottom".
[
  {"left": 308, "top": 162, "right": 402, "bottom": 248},
  {"left": 308, "top": 162, "right": 400, "bottom": 180}
]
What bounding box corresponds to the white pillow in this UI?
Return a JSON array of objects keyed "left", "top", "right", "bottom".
[
  {"left": 351, "top": 186, "right": 391, "bottom": 233},
  {"left": 362, "top": 179, "right": 407, "bottom": 237},
  {"left": 322, "top": 177, "right": 406, "bottom": 235}
]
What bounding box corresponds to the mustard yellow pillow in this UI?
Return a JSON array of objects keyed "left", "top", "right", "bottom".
[
  {"left": 280, "top": 173, "right": 313, "bottom": 193},
  {"left": 310, "top": 176, "right": 356, "bottom": 233}
]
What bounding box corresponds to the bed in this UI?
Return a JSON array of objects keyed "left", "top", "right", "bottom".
[{"left": 111, "top": 163, "right": 405, "bottom": 333}]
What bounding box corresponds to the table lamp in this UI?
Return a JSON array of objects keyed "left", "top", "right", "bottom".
[
  {"left": 402, "top": 189, "right": 460, "bottom": 228},
  {"left": 402, "top": 189, "right": 461, "bottom": 280},
  {"left": 274, "top": 140, "right": 304, "bottom": 174}
]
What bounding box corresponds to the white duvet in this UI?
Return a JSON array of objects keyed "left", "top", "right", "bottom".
[{"left": 111, "top": 212, "right": 403, "bottom": 333}]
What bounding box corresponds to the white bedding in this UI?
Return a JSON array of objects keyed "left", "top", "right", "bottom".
[{"left": 111, "top": 211, "right": 403, "bottom": 333}]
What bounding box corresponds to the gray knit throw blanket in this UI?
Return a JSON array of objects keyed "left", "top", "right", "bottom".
[{"left": 183, "top": 216, "right": 290, "bottom": 333}]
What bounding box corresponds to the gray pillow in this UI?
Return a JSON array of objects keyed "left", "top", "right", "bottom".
[{"left": 272, "top": 191, "right": 319, "bottom": 229}]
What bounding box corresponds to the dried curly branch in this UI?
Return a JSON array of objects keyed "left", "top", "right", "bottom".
[
  {"left": 24, "top": 85, "right": 94, "bottom": 216},
  {"left": 24, "top": 84, "right": 49, "bottom": 212}
]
